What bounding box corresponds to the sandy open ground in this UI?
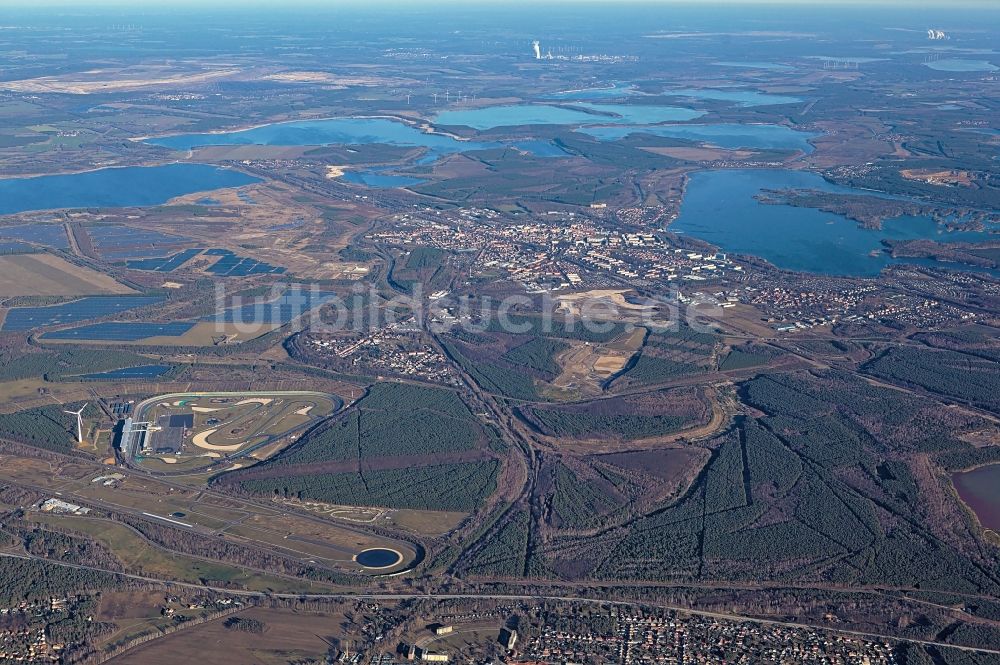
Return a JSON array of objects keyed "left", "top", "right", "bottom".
[{"left": 0, "top": 253, "right": 134, "bottom": 296}]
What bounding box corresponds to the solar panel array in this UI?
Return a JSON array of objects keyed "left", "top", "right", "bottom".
[
  {"left": 43, "top": 321, "right": 197, "bottom": 341},
  {"left": 204, "top": 249, "right": 286, "bottom": 277},
  {"left": 121, "top": 247, "right": 285, "bottom": 276},
  {"left": 0, "top": 224, "right": 70, "bottom": 249},
  {"left": 0, "top": 241, "right": 37, "bottom": 255},
  {"left": 110, "top": 402, "right": 133, "bottom": 416},
  {"left": 125, "top": 248, "right": 204, "bottom": 272},
  {"left": 1, "top": 295, "right": 165, "bottom": 332},
  {"left": 86, "top": 224, "right": 190, "bottom": 260},
  {"left": 36, "top": 288, "right": 331, "bottom": 343}
]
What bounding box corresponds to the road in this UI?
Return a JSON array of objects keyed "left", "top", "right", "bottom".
[{"left": 4, "top": 551, "right": 1000, "bottom": 657}]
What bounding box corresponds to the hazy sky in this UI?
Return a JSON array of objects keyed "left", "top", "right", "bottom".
[{"left": 9, "top": 0, "right": 1000, "bottom": 6}]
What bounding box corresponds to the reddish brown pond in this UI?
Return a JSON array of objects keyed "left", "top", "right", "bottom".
[{"left": 953, "top": 464, "right": 1000, "bottom": 532}]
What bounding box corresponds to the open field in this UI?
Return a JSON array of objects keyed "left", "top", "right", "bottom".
[
  {"left": 110, "top": 606, "right": 345, "bottom": 665},
  {"left": 0, "top": 454, "right": 418, "bottom": 574},
  {"left": 900, "top": 168, "right": 973, "bottom": 187},
  {"left": 29, "top": 514, "right": 320, "bottom": 592},
  {"left": 0, "top": 253, "right": 134, "bottom": 296},
  {"left": 275, "top": 496, "right": 468, "bottom": 536},
  {"left": 641, "top": 146, "right": 756, "bottom": 161},
  {"left": 546, "top": 326, "right": 647, "bottom": 399},
  {"left": 0, "top": 66, "right": 241, "bottom": 95}
]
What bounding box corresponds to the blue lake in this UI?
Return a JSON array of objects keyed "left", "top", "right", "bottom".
[
  {"left": 342, "top": 171, "right": 426, "bottom": 188},
  {"left": 147, "top": 117, "right": 574, "bottom": 165},
  {"left": 0, "top": 164, "right": 259, "bottom": 216},
  {"left": 81, "top": 365, "right": 173, "bottom": 380},
  {"left": 434, "top": 103, "right": 703, "bottom": 130},
  {"left": 925, "top": 59, "right": 998, "bottom": 72},
  {"left": 577, "top": 123, "right": 818, "bottom": 152},
  {"left": 671, "top": 170, "right": 992, "bottom": 277},
  {"left": 148, "top": 117, "right": 499, "bottom": 154},
  {"left": 663, "top": 88, "right": 803, "bottom": 107}
]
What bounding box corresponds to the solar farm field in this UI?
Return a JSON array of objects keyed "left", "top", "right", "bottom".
[
  {"left": 125, "top": 248, "right": 203, "bottom": 271},
  {"left": 203, "top": 248, "right": 285, "bottom": 276},
  {"left": 0, "top": 223, "right": 70, "bottom": 249},
  {"left": 39, "top": 289, "right": 335, "bottom": 345},
  {"left": 121, "top": 247, "right": 285, "bottom": 276},
  {"left": 0, "top": 253, "right": 135, "bottom": 296},
  {"left": 0, "top": 295, "right": 164, "bottom": 331},
  {"left": 0, "top": 241, "right": 38, "bottom": 254},
  {"left": 85, "top": 224, "right": 189, "bottom": 260},
  {"left": 42, "top": 321, "right": 198, "bottom": 342},
  {"left": 127, "top": 391, "right": 341, "bottom": 475}
]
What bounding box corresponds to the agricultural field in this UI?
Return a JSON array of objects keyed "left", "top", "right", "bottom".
[
  {"left": 110, "top": 606, "right": 347, "bottom": 665},
  {"left": 127, "top": 391, "right": 340, "bottom": 474},
  {"left": 0, "top": 253, "right": 134, "bottom": 296}
]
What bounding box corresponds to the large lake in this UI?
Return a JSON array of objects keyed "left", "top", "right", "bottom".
[
  {"left": 925, "top": 59, "right": 999, "bottom": 72},
  {"left": 578, "top": 123, "right": 817, "bottom": 152},
  {"left": 671, "top": 169, "right": 991, "bottom": 276},
  {"left": 434, "top": 103, "right": 704, "bottom": 130},
  {"left": 0, "top": 164, "right": 259, "bottom": 216},
  {"left": 148, "top": 117, "right": 499, "bottom": 154},
  {"left": 953, "top": 465, "right": 1000, "bottom": 532}
]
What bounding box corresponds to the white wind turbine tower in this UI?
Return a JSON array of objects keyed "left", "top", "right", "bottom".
[{"left": 64, "top": 404, "right": 87, "bottom": 444}]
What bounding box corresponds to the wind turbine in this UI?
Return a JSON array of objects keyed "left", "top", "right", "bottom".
[{"left": 64, "top": 404, "right": 87, "bottom": 444}]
